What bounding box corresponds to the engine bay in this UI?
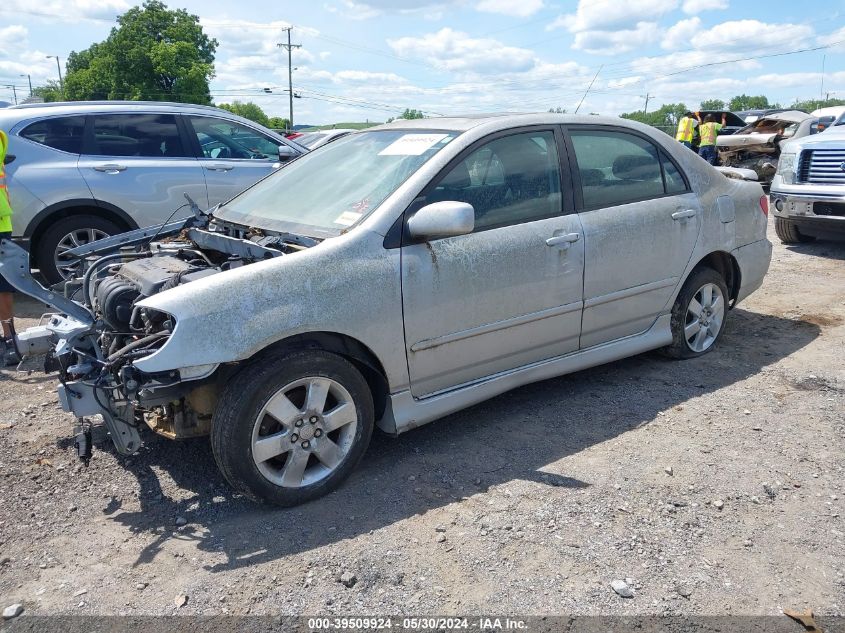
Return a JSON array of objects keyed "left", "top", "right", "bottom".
[{"left": 0, "top": 213, "right": 318, "bottom": 460}]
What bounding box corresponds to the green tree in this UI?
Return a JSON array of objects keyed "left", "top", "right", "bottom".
[
  {"left": 31, "top": 80, "right": 63, "bottom": 102},
  {"left": 267, "top": 116, "right": 290, "bottom": 130},
  {"left": 548, "top": 107, "right": 567, "bottom": 113},
  {"left": 790, "top": 97, "right": 845, "bottom": 112},
  {"left": 727, "top": 94, "right": 771, "bottom": 111},
  {"left": 64, "top": 0, "right": 217, "bottom": 103},
  {"left": 699, "top": 98, "right": 725, "bottom": 110},
  {"left": 621, "top": 103, "right": 688, "bottom": 130},
  {"left": 217, "top": 101, "right": 270, "bottom": 127},
  {"left": 399, "top": 108, "right": 424, "bottom": 120}
]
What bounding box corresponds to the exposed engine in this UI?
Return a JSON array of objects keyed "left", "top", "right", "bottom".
[{"left": 0, "top": 209, "right": 317, "bottom": 461}]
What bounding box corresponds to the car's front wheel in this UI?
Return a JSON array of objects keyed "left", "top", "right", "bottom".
[
  {"left": 663, "top": 267, "right": 729, "bottom": 359},
  {"left": 774, "top": 217, "right": 815, "bottom": 244},
  {"left": 211, "top": 349, "right": 374, "bottom": 506}
]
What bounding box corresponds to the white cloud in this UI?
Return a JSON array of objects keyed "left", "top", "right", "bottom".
[
  {"left": 0, "top": 25, "right": 28, "bottom": 57},
  {"left": 682, "top": 0, "right": 728, "bottom": 14},
  {"left": 817, "top": 26, "right": 845, "bottom": 52},
  {"left": 662, "top": 17, "right": 701, "bottom": 50},
  {"left": 7, "top": 0, "right": 129, "bottom": 21},
  {"left": 388, "top": 28, "right": 536, "bottom": 75},
  {"left": 476, "top": 0, "right": 544, "bottom": 18},
  {"left": 548, "top": 0, "right": 677, "bottom": 33},
  {"left": 573, "top": 22, "right": 662, "bottom": 56},
  {"left": 691, "top": 20, "right": 814, "bottom": 52}
]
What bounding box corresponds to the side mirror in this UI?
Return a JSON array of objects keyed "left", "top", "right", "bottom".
[
  {"left": 278, "top": 145, "right": 298, "bottom": 161},
  {"left": 407, "top": 201, "right": 474, "bottom": 240}
]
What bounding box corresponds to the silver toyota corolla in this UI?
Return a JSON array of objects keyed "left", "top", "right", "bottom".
[{"left": 0, "top": 113, "right": 772, "bottom": 506}]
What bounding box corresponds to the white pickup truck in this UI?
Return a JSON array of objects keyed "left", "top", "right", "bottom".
[{"left": 770, "top": 126, "right": 845, "bottom": 243}]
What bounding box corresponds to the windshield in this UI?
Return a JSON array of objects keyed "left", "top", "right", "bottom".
[
  {"left": 295, "top": 132, "right": 324, "bottom": 147},
  {"left": 216, "top": 129, "right": 458, "bottom": 237}
]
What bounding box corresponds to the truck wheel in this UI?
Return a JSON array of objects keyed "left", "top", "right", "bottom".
[
  {"left": 774, "top": 217, "right": 815, "bottom": 244},
  {"left": 662, "top": 267, "right": 729, "bottom": 360},
  {"left": 211, "top": 349, "right": 374, "bottom": 506},
  {"left": 35, "top": 215, "right": 122, "bottom": 284}
]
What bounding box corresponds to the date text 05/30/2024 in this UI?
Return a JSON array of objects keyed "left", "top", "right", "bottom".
[{"left": 307, "top": 617, "right": 529, "bottom": 630}]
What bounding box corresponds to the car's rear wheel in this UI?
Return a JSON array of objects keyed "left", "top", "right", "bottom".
[
  {"left": 774, "top": 217, "right": 815, "bottom": 244},
  {"left": 36, "top": 215, "right": 122, "bottom": 284},
  {"left": 211, "top": 349, "right": 374, "bottom": 506},
  {"left": 663, "top": 267, "right": 729, "bottom": 359}
]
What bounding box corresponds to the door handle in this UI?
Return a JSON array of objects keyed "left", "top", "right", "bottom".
[
  {"left": 672, "top": 209, "right": 697, "bottom": 221},
  {"left": 546, "top": 233, "right": 580, "bottom": 249},
  {"left": 204, "top": 164, "right": 234, "bottom": 172},
  {"left": 93, "top": 164, "right": 127, "bottom": 173}
]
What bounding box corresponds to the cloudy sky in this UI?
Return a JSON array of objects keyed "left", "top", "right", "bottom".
[{"left": 1, "top": 0, "right": 844, "bottom": 124}]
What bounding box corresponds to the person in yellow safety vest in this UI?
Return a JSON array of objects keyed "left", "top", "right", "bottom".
[
  {"left": 697, "top": 112, "right": 727, "bottom": 166},
  {"left": 675, "top": 111, "right": 698, "bottom": 150},
  {"left": 0, "top": 129, "right": 20, "bottom": 365}
]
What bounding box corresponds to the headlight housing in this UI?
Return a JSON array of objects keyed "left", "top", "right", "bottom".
[{"left": 777, "top": 153, "right": 796, "bottom": 184}]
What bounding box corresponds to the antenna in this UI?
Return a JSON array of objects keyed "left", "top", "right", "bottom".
[{"left": 575, "top": 65, "right": 603, "bottom": 114}]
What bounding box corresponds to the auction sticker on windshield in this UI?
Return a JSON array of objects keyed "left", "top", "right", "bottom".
[
  {"left": 379, "top": 133, "right": 448, "bottom": 156},
  {"left": 334, "top": 211, "right": 363, "bottom": 226}
]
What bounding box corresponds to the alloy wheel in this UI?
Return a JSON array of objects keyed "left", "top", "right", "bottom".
[
  {"left": 250, "top": 376, "right": 359, "bottom": 488},
  {"left": 54, "top": 227, "right": 111, "bottom": 279},
  {"left": 684, "top": 282, "right": 725, "bottom": 353}
]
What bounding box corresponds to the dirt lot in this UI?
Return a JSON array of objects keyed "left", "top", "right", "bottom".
[{"left": 0, "top": 219, "right": 843, "bottom": 619}]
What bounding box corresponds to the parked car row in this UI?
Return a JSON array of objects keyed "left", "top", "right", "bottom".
[
  {"left": 0, "top": 101, "right": 306, "bottom": 282},
  {"left": 0, "top": 113, "right": 773, "bottom": 505}
]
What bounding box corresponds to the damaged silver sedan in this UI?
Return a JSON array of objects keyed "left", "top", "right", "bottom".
[
  {"left": 717, "top": 110, "right": 811, "bottom": 184},
  {"left": 0, "top": 114, "right": 772, "bottom": 506}
]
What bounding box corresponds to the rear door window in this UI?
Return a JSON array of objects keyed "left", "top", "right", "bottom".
[
  {"left": 20, "top": 116, "right": 86, "bottom": 154},
  {"left": 569, "top": 129, "right": 688, "bottom": 209},
  {"left": 89, "top": 114, "right": 188, "bottom": 158}
]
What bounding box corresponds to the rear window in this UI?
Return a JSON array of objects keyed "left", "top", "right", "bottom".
[
  {"left": 89, "top": 114, "right": 188, "bottom": 158},
  {"left": 570, "top": 129, "right": 689, "bottom": 209},
  {"left": 20, "top": 116, "right": 86, "bottom": 154}
]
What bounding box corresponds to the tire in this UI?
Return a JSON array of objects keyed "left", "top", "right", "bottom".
[
  {"left": 774, "top": 217, "right": 815, "bottom": 244},
  {"left": 662, "top": 267, "right": 729, "bottom": 360},
  {"left": 211, "top": 349, "right": 374, "bottom": 506},
  {"left": 36, "top": 215, "right": 123, "bottom": 284}
]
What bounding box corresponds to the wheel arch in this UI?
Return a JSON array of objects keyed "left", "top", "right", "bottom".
[
  {"left": 24, "top": 199, "right": 139, "bottom": 249},
  {"left": 243, "top": 331, "right": 391, "bottom": 426},
  {"left": 687, "top": 251, "right": 741, "bottom": 306}
]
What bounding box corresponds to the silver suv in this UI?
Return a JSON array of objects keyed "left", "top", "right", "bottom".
[{"left": 0, "top": 101, "right": 304, "bottom": 282}]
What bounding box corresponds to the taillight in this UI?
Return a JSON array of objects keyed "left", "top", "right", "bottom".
[{"left": 759, "top": 196, "right": 769, "bottom": 217}]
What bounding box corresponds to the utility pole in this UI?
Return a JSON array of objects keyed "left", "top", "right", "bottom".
[
  {"left": 277, "top": 28, "right": 301, "bottom": 131},
  {"left": 642, "top": 93, "right": 651, "bottom": 115},
  {"left": 4, "top": 85, "right": 17, "bottom": 105},
  {"left": 46, "top": 55, "right": 63, "bottom": 95},
  {"left": 20, "top": 74, "right": 32, "bottom": 96}
]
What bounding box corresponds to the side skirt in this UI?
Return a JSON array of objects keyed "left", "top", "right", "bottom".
[{"left": 378, "top": 314, "right": 672, "bottom": 435}]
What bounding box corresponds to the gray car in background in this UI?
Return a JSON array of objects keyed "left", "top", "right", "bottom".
[{"left": 0, "top": 101, "right": 304, "bottom": 282}]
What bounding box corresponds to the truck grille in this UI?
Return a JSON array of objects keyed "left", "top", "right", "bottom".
[{"left": 799, "top": 149, "right": 845, "bottom": 184}]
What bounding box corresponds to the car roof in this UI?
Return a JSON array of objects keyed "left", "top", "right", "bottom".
[
  {"left": 369, "top": 113, "right": 644, "bottom": 133},
  {"left": 6, "top": 100, "right": 223, "bottom": 114},
  {"left": 0, "top": 100, "right": 295, "bottom": 145}
]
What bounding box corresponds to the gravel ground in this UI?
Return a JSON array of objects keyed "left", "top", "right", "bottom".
[{"left": 0, "top": 219, "right": 843, "bottom": 619}]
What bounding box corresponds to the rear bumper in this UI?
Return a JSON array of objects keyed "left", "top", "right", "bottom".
[{"left": 732, "top": 238, "right": 772, "bottom": 305}]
